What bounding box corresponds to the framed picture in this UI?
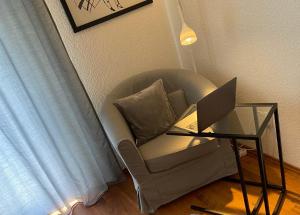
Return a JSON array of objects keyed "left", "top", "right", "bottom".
[{"left": 60, "top": 0, "right": 153, "bottom": 33}]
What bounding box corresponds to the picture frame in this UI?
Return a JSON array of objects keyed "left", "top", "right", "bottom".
[{"left": 60, "top": 0, "right": 153, "bottom": 33}]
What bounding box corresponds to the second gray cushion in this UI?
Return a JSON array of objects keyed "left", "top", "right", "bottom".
[{"left": 167, "top": 89, "right": 188, "bottom": 118}]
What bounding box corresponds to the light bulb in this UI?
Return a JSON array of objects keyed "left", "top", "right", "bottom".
[{"left": 180, "top": 22, "right": 197, "bottom": 46}]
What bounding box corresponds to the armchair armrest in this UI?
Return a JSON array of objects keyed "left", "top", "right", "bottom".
[
  {"left": 100, "top": 101, "right": 149, "bottom": 181},
  {"left": 101, "top": 101, "right": 135, "bottom": 146}
]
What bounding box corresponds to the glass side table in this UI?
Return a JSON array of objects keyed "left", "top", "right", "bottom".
[{"left": 167, "top": 103, "right": 286, "bottom": 215}]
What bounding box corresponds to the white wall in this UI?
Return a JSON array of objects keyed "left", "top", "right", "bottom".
[
  {"left": 178, "top": 0, "right": 300, "bottom": 167},
  {"left": 44, "top": 0, "right": 180, "bottom": 112}
]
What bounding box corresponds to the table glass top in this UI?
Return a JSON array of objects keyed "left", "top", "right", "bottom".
[{"left": 168, "top": 104, "right": 275, "bottom": 137}]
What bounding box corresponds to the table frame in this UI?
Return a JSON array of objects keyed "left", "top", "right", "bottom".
[{"left": 167, "top": 103, "right": 286, "bottom": 215}]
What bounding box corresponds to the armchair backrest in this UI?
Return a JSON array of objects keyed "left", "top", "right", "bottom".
[{"left": 106, "top": 69, "right": 217, "bottom": 106}]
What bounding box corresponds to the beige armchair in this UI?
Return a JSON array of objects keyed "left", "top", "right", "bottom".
[{"left": 101, "top": 69, "right": 237, "bottom": 214}]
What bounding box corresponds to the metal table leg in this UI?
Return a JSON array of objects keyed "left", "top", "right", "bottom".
[
  {"left": 255, "top": 138, "right": 271, "bottom": 215},
  {"left": 274, "top": 108, "right": 286, "bottom": 190},
  {"left": 232, "top": 138, "right": 251, "bottom": 215},
  {"left": 273, "top": 108, "right": 287, "bottom": 214}
]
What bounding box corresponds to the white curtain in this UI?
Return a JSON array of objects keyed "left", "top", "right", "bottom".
[{"left": 0, "top": 1, "right": 122, "bottom": 214}]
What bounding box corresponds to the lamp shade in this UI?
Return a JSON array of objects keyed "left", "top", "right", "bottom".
[
  {"left": 180, "top": 22, "right": 197, "bottom": 46},
  {"left": 178, "top": 0, "right": 197, "bottom": 46}
]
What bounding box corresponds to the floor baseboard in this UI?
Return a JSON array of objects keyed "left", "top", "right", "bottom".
[{"left": 247, "top": 150, "right": 300, "bottom": 174}]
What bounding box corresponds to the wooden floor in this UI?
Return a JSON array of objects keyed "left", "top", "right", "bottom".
[{"left": 72, "top": 153, "right": 300, "bottom": 215}]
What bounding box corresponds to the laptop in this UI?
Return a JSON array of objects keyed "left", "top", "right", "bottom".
[{"left": 174, "top": 77, "right": 237, "bottom": 133}]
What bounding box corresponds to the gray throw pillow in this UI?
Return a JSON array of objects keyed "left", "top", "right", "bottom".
[
  {"left": 114, "top": 79, "right": 176, "bottom": 146},
  {"left": 168, "top": 89, "right": 188, "bottom": 119}
]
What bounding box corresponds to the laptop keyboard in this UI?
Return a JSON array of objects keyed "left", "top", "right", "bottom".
[{"left": 187, "top": 121, "right": 198, "bottom": 131}]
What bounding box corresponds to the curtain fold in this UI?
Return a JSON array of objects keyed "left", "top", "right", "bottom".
[{"left": 0, "top": 1, "right": 122, "bottom": 214}]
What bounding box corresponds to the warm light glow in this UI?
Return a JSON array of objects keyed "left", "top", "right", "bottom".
[
  {"left": 49, "top": 199, "right": 80, "bottom": 215},
  {"left": 61, "top": 206, "right": 68, "bottom": 213},
  {"left": 48, "top": 206, "right": 67, "bottom": 215},
  {"left": 68, "top": 199, "right": 80, "bottom": 207},
  {"left": 180, "top": 23, "right": 198, "bottom": 46},
  {"left": 49, "top": 211, "right": 62, "bottom": 215}
]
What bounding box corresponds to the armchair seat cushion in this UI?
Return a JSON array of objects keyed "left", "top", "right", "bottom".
[{"left": 138, "top": 134, "right": 220, "bottom": 172}]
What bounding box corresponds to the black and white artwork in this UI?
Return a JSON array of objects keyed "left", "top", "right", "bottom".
[{"left": 61, "top": 0, "right": 153, "bottom": 32}]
